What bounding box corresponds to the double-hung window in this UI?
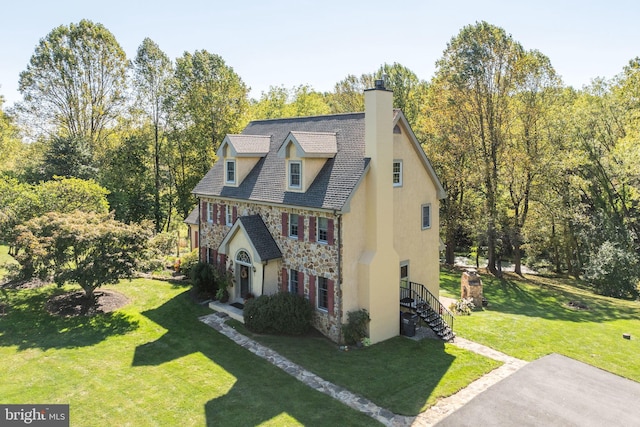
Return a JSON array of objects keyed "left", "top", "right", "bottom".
[
  {"left": 421, "top": 204, "right": 431, "bottom": 229},
  {"left": 393, "top": 160, "right": 403, "bottom": 187},
  {"left": 225, "top": 205, "right": 233, "bottom": 226},
  {"left": 207, "top": 202, "right": 214, "bottom": 223},
  {"left": 289, "top": 269, "right": 300, "bottom": 294},
  {"left": 289, "top": 161, "right": 301, "bottom": 189},
  {"left": 317, "top": 217, "right": 328, "bottom": 243},
  {"left": 317, "top": 277, "right": 329, "bottom": 311},
  {"left": 225, "top": 160, "right": 236, "bottom": 184},
  {"left": 289, "top": 213, "right": 299, "bottom": 238}
]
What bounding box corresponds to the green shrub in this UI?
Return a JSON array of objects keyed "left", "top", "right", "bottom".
[
  {"left": 244, "top": 292, "right": 312, "bottom": 335},
  {"left": 342, "top": 309, "right": 370, "bottom": 345},
  {"left": 180, "top": 249, "right": 199, "bottom": 277},
  {"left": 584, "top": 241, "right": 640, "bottom": 298},
  {"left": 190, "top": 262, "right": 217, "bottom": 296}
]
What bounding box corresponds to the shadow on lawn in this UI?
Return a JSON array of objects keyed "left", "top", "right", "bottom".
[
  {"left": 468, "top": 274, "right": 639, "bottom": 322},
  {"left": 132, "top": 291, "right": 437, "bottom": 425},
  {"left": 0, "top": 287, "right": 139, "bottom": 350}
]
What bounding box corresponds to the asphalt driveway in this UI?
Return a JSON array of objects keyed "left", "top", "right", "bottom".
[{"left": 435, "top": 353, "right": 640, "bottom": 427}]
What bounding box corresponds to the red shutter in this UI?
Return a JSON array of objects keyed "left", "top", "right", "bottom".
[
  {"left": 327, "top": 219, "right": 335, "bottom": 245},
  {"left": 232, "top": 206, "right": 238, "bottom": 223},
  {"left": 194, "top": 231, "right": 199, "bottom": 249},
  {"left": 298, "top": 271, "right": 305, "bottom": 297},
  {"left": 327, "top": 279, "right": 334, "bottom": 315},
  {"left": 309, "top": 275, "right": 316, "bottom": 306},
  {"left": 309, "top": 216, "right": 316, "bottom": 242},
  {"left": 218, "top": 204, "right": 225, "bottom": 225},
  {"left": 298, "top": 215, "right": 304, "bottom": 241},
  {"left": 218, "top": 253, "right": 226, "bottom": 267},
  {"left": 281, "top": 268, "right": 288, "bottom": 292},
  {"left": 212, "top": 203, "right": 218, "bottom": 225},
  {"left": 200, "top": 246, "right": 207, "bottom": 262},
  {"left": 212, "top": 249, "right": 218, "bottom": 265},
  {"left": 282, "top": 213, "right": 288, "bottom": 236}
]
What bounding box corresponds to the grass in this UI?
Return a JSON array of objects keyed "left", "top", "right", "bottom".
[
  {"left": 440, "top": 267, "right": 640, "bottom": 381},
  {"left": 0, "top": 250, "right": 379, "bottom": 426},
  {"left": 228, "top": 321, "right": 501, "bottom": 416}
]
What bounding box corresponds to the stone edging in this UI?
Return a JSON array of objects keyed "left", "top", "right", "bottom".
[{"left": 199, "top": 312, "right": 527, "bottom": 427}]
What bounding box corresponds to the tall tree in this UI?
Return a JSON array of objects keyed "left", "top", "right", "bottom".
[
  {"left": 18, "top": 20, "right": 128, "bottom": 147},
  {"left": 374, "top": 63, "right": 425, "bottom": 127},
  {"left": 505, "top": 50, "right": 562, "bottom": 275},
  {"left": 328, "top": 74, "right": 373, "bottom": 113},
  {"left": 101, "top": 133, "right": 154, "bottom": 224},
  {"left": 40, "top": 135, "right": 97, "bottom": 181},
  {"left": 434, "top": 21, "right": 523, "bottom": 275},
  {"left": 0, "top": 96, "right": 24, "bottom": 173},
  {"left": 422, "top": 76, "right": 481, "bottom": 265},
  {"left": 168, "top": 50, "right": 249, "bottom": 218},
  {"left": 132, "top": 38, "right": 173, "bottom": 232}
]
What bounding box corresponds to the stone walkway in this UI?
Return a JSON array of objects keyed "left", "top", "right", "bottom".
[{"left": 199, "top": 312, "right": 527, "bottom": 427}]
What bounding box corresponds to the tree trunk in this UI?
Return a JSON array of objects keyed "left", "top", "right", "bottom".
[
  {"left": 445, "top": 220, "right": 456, "bottom": 265},
  {"left": 154, "top": 123, "right": 162, "bottom": 233},
  {"left": 513, "top": 243, "right": 522, "bottom": 276}
]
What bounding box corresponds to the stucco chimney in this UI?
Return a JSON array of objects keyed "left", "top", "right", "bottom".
[{"left": 359, "top": 82, "right": 400, "bottom": 344}]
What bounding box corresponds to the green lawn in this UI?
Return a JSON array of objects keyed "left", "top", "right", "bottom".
[
  {"left": 228, "top": 322, "right": 501, "bottom": 416},
  {"left": 0, "top": 276, "right": 378, "bottom": 425},
  {"left": 440, "top": 267, "right": 640, "bottom": 381}
]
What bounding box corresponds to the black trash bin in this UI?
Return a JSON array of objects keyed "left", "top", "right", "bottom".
[{"left": 401, "top": 312, "right": 418, "bottom": 337}]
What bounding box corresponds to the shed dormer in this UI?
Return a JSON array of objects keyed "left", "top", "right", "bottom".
[
  {"left": 277, "top": 131, "right": 337, "bottom": 192},
  {"left": 217, "top": 135, "right": 270, "bottom": 187}
]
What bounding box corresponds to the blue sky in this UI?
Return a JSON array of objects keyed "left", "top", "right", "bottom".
[{"left": 1, "top": 0, "right": 639, "bottom": 106}]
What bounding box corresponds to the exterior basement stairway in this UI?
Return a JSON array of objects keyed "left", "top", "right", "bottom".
[{"left": 400, "top": 281, "right": 455, "bottom": 342}]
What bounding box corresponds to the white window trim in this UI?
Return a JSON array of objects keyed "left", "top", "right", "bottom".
[
  {"left": 317, "top": 217, "right": 328, "bottom": 244},
  {"left": 317, "top": 276, "right": 329, "bottom": 312},
  {"left": 393, "top": 160, "right": 403, "bottom": 187},
  {"left": 289, "top": 269, "right": 299, "bottom": 294},
  {"left": 289, "top": 213, "right": 299, "bottom": 239},
  {"left": 421, "top": 203, "right": 431, "bottom": 230},
  {"left": 288, "top": 160, "right": 302, "bottom": 189},
  {"left": 225, "top": 205, "right": 233, "bottom": 226},
  {"left": 207, "top": 202, "right": 214, "bottom": 223},
  {"left": 400, "top": 261, "right": 409, "bottom": 281},
  {"left": 225, "top": 159, "right": 236, "bottom": 185}
]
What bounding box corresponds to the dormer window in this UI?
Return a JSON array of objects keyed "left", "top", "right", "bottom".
[
  {"left": 225, "top": 160, "right": 236, "bottom": 185},
  {"left": 289, "top": 161, "right": 302, "bottom": 189}
]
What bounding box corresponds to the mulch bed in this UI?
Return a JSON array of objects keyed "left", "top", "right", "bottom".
[{"left": 46, "top": 290, "right": 129, "bottom": 317}]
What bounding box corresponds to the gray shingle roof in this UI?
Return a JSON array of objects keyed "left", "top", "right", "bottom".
[
  {"left": 221, "top": 134, "right": 270, "bottom": 157},
  {"left": 184, "top": 206, "right": 199, "bottom": 225},
  {"left": 193, "top": 113, "right": 367, "bottom": 211},
  {"left": 286, "top": 131, "right": 337, "bottom": 157},
  {"left": 237, "top": 215, "right": 282, "bottom": 261}
]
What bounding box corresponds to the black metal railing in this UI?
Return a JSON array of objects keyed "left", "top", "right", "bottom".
[{"left": 400, "top": 281, "right": 454, "bottom": 333}]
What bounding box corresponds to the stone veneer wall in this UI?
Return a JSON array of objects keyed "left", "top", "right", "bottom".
[{"left": 200, "top": 197, "right": 343, "bottom": 342}]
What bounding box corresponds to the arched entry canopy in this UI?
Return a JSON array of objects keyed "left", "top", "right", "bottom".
[{"left": 218, "top": 215, "right": 283, "bottom": 302}]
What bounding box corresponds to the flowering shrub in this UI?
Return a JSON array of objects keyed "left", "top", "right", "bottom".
[{"left": 449, "top": 297, "right": 476, "bottom": 315}]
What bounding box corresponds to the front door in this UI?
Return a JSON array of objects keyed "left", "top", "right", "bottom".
[
  {"left": 235, "top": 249, "right": 252, "bottom": 301},
  {"left": 239, "top": 264, "right": 250, "bottom": 298}
]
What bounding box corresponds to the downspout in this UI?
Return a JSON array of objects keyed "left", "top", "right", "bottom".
[
  {"left": 335, "top": 210, "right": 343, "bottom": 337},
  {"left": 198, "top": 197, "right": 202, "bottom": 262},
  {"left": 262, "top": 260, "right": 267, "bottom": 296}
]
